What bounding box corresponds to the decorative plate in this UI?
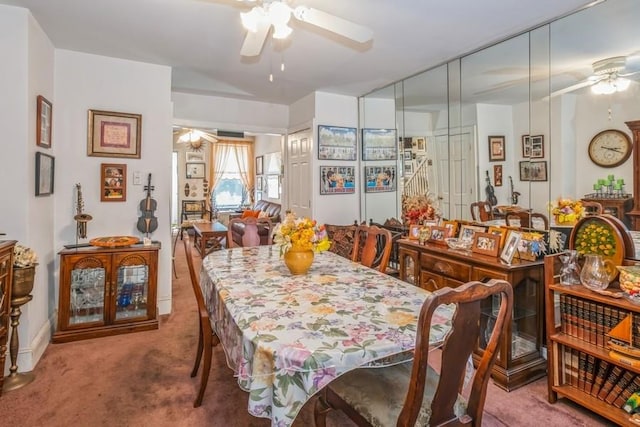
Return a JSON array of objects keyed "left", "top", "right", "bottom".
[
  {"left": 90, "top": 236, "right": 140, "bottom": 248},
  {"left": 569, "top": 216, "right": 625, "bottom": 267}
]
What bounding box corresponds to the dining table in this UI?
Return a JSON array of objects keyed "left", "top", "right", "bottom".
[{"left": 200, "top": 245, "right": 455, "bottom": 427}]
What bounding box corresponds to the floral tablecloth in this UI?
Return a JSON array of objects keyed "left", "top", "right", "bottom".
[{"left": 200, "top": 246, "right": 454, "bottom": 427}]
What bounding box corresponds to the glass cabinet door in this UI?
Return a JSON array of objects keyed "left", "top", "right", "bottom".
[
  {"left": 114, "top": 264, "right": 149, "bottom": 321},
  {"left": 70, "top": 267, "right": 106, "bottom": 325}
]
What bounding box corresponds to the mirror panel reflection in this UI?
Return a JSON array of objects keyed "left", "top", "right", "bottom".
[{"left": 359, "top": 0, "right": 639, "bottom": 254}]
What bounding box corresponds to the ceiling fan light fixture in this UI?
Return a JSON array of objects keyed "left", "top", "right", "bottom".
[
  {"left": 272, "top": 23, "right": 292, "bottom": 39},
  {"left": 591, "top": 76, "right": 630, "bottom": 95},
  {"left": 240, "top": 7, "right": 265, "bottom": 33}
]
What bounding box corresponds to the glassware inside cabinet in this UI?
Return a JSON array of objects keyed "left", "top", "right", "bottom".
[
  {"left": 115, "top": 264, "right": 148, "bottom": 320},
  {"left": 70, "top": 267, "right": 106, "bottom": 325}
]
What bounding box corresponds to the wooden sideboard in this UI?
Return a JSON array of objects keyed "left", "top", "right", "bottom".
[
  {"left": 398, "top": 239, "right": 546, "bottom": 391},
  {"left": 53, "top": 243, "right": 159, "bottom": 343},
  {"left": 0, "top": 241, "right": 15, "bottom": 396}
]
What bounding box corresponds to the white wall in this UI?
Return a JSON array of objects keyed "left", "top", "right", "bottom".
[
  {"left": 54, "top": 50, "right": 173, "bottom": 319},
  {"left": 0, "top": 5, "right": 55, "bottom": 373},
  {"left": 312, "top": 92, "right": 360, "bottom": 225}
]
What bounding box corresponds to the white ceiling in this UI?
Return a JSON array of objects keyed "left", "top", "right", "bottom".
[{"left": 0, "top": 0, "right": 596, "bottom": 105}]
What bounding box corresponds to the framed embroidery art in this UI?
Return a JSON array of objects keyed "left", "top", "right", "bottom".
[{"left": 88, "top": 110, "right": 142, "bottom": 159}]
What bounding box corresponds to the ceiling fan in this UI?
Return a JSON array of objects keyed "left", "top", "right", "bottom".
[
  {"left": 173, "top": 127, "right": 218, "bottom": 151},
  {"left": 235, "top": 0, "right": 374, "bottom": 57},
  {"left": 551, "top": 56, "right": 640, "bottom": 97}
]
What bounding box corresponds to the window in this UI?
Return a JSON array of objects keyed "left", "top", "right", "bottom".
[{"left": 212, "top": 149, "right": 247, "bottom": 210}]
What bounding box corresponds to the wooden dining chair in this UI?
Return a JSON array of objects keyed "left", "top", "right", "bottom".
[
  {"left": 470, "top": 201, "right": 494, "bottom": 222},
  {"left": 226, "top": 217, "right": 273, "bottom": 248},
  {"left": 183, "top": 235, "right": 220, "bottom": 407},
  {"left": 351, "top": 224, "right": 393, "bottom": 274},
  {"left": 581, "top": 200, "right": 603, "bottom": 216},
  {"left": 314, "top": 279, "right": 513, "bottom": 427},
  {"left": 505, "top": 211, "right": 549, "bottom": 229},
  {"left": 325, "top": 222, "right": 358, "bottom": 260}
]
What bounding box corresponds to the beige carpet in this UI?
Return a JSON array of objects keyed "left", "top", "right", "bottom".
[{"left": 0, "top": 241, "right": 611, "bottom": 426}]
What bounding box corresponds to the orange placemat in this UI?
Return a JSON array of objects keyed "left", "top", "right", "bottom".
[{"left": 90, "top": 236, "right": 140, "bottom": 248}]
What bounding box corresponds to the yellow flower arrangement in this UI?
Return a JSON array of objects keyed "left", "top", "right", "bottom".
[
  {"left": 574, "top": 221, "right": 616, "bottom": 257},
  {"left": 550, "top": 198, "right": 584, "bottom": 224},
  {"left": 273, "top": 212, "right": 331, "bottom": 256}
]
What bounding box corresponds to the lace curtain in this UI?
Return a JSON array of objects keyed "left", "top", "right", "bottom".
[{"left": 209, "top": 139, "right": 255, "bottom": 207}]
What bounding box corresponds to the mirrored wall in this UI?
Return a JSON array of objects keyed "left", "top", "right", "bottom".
[{"left": 360, "top": 0, "right": 640, "bottom": 230}]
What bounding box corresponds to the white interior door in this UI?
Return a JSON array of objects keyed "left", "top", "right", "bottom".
[
  {"left": 434, "top": 126, "right": 476, "bottom": 220},
  {"left": 287, "top": 129, "right": 312, "bottom": 219}
]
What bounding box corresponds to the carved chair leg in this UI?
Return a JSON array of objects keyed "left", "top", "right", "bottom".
[
  {"left": 314, "top": 390, "right": 332, "bottom": 427},
  {"left": 191, "top": 319, "right": 204, "bottom": 378}
]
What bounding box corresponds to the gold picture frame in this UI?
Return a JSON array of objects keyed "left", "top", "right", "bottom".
[
  {"left": 408, "top": 224, "right": 421, "bottom": 240},
  {"left": 88, "top": 109, "right": 142, "bottom": 158},
  {"left": 36, "top": 95, "right": 52, "bottom": 148},
  {"left": 487, "top": 226, "right": 507, "bottom": 250},
  {"left": 442, "top": 220, "right": 459, "bottom": 238},
  {"left": 101, "top": 163, "right": 127, "bottom": 202}
]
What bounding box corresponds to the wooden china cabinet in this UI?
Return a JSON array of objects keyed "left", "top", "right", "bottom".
[
  {"left": 0, "top": 241, "right": 16, "bottom": 395},
  {"left": 53, "top": 243, "right": 159, "bottom": 343},
  {"left": 398, "top": 239, "right": 546, "bottom": 391}
]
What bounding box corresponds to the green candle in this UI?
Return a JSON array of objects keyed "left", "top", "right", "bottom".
[
  {"left": 608, "top": 174, "right": 615, "bottom": 181},
  {"left": 618, "top": 178, "right": 625, "bottom": 185},
  {"left": 593, "top": 183, "right": 599, "bottom": 190}
]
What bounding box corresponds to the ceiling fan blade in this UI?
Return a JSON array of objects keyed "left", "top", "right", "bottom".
[
  {"left": 240, "top": 22, "right": 270, "bottom": 57},
  {"left": 550, "top": 78, "right": 599, "bottom": 97},
  {"left": 293, "top": 7, "right": 373, "bottom": 43},
  {"left": 200, "top": 133, "right": 219, "bottom": 143}
]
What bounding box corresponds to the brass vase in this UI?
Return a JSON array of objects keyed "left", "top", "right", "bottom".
[
  {"left": 283, "top": 248, "right": 314, "bottom": 275},
  {"left": 3, "top": 265, "right": 36, "bottom": 392}
]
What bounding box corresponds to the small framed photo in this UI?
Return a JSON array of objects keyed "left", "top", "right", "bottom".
[
  {"left": 422, "top": 219, "right": 439, "bottom": 229},
  {"left": 320, "top": 166, "right": 355, "bottom": 194},
  {"left": 520, "top": 160, "right": 547, "bottom": 182},
  {"left": 36, "top": 95, "right": 52, "bottom": 148},
  {"left": 408, "top": 224, "right": 421, "bottom": 240},
  {"left": 35, "top": 152, "right": 54, "bottom": 196},
  {"left": 500, "top": 230, "right": 522, "bottom": 264},
  {"left": 488, "top": 135, "right": 505, "bottom": 162},
  {"left": 414, "top": 137, "right": 427, "bottom": 153},
  {"left": 404, "top": 162, "right": 414, "bottom": 175},
  {"left": 442, "top": 220, "right": 459, "bottom": 238},
  {"left": 493, "top": 165, "right": 503, "bottom": 187},
  {"left": 87, "top": 109, "right": 142, "bottom": 158},
  {"left": 403, "top": 150, "right": 413, "bottom": 161},
  {"left": 186, "top": 152, "right": 204, "bottom": 162},
  {"left": 521, "top": 135, "right": 531, "bottom": 157},
  {"left": 517, "top": 231, "right": 546, "bottom": 261},
  {"left": 186, "top": 162, "right": 205, "bottom": 179},
  {"left": 362, "top": 128, "right": 397, "bottom": 161},
  {"left": 429, "top": 226, "right": 448, "bottom": 245},
  {"left": 256, "top": 176, "right": 263, "bottom": 191},
  {"left": 472, "top": 232, "right": 501, "bottom": 257},
  {"left": 459, "top": 224, "right": 486, "bottom": 243},
  {"left": 318, "top": 125, "right": 357, "bottom": 160},
  {"left": 530, "top": 135, "right": 545, "bottom": 158},
  {"left": 101, "top": 163, "right": 127, "bottom": 202},
  {"left": 487, "top": 226, "right": 507, "bottom": 250},
  {"left": 256, "top": 155, "right": 264, "bottom": 175}
]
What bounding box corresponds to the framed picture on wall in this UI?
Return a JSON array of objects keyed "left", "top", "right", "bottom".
[
  {"left": 362, "top": 128, "right": 397, "bottom": 160},
  {"left": 488, "top": 135, "right": 505, "bottom": 161},
  {"left": 255, "top": 155, "right": 264, "bottom": 175},
  {"left": 320, "top": 166, "right": 355, "bottom": 194},
  {"left": 521, "top": 135, "right": 531, "bottom": 157},
  {"left": 100, "top": 163, "right": 126, "bottom": 202},
  {"left": 530, "top": 135, "right": 545, "bottom": 158},
  {"left": 318, "top": 125, "right": 357, "bottom": 160},
  {"left": 364, "top": 165, "right": 396, "bottom": 193},
  {"left": 519, "top": 160, "right": 547, "bottom": 182},
  {"left": 186, "top": 162, "right": 205, "bottom": 179},
  {"left": 36, "top": 95, "right": 52, "bottom": 148},
  {"left": 35, "top": 152, "right": 54, "bottom": 196},
  {"left": 186, "top": 152, "right": 204, "bottom": 162},
  {"left": 87, "top": 109, "right": 142, "bottom": 158}
]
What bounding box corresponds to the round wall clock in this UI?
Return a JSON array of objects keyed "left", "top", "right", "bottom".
[{"left": 587, "top": 129, "right": 632, "bottom": 168}]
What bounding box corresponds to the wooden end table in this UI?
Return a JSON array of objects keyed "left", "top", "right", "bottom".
[{"left": 193, "top": 221, "right": 228, "bottom": 255}]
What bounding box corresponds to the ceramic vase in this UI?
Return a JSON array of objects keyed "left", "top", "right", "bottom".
[{"left": 283, "top": 248, "right": 314, "bottom": 275}]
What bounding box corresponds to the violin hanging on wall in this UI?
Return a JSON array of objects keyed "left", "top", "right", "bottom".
[
  {"left": 485, "top": 170, "right": 498, "bottom": 206},
  {"left": 137, "top": 174, "right": 158, "bottom": 236}
]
